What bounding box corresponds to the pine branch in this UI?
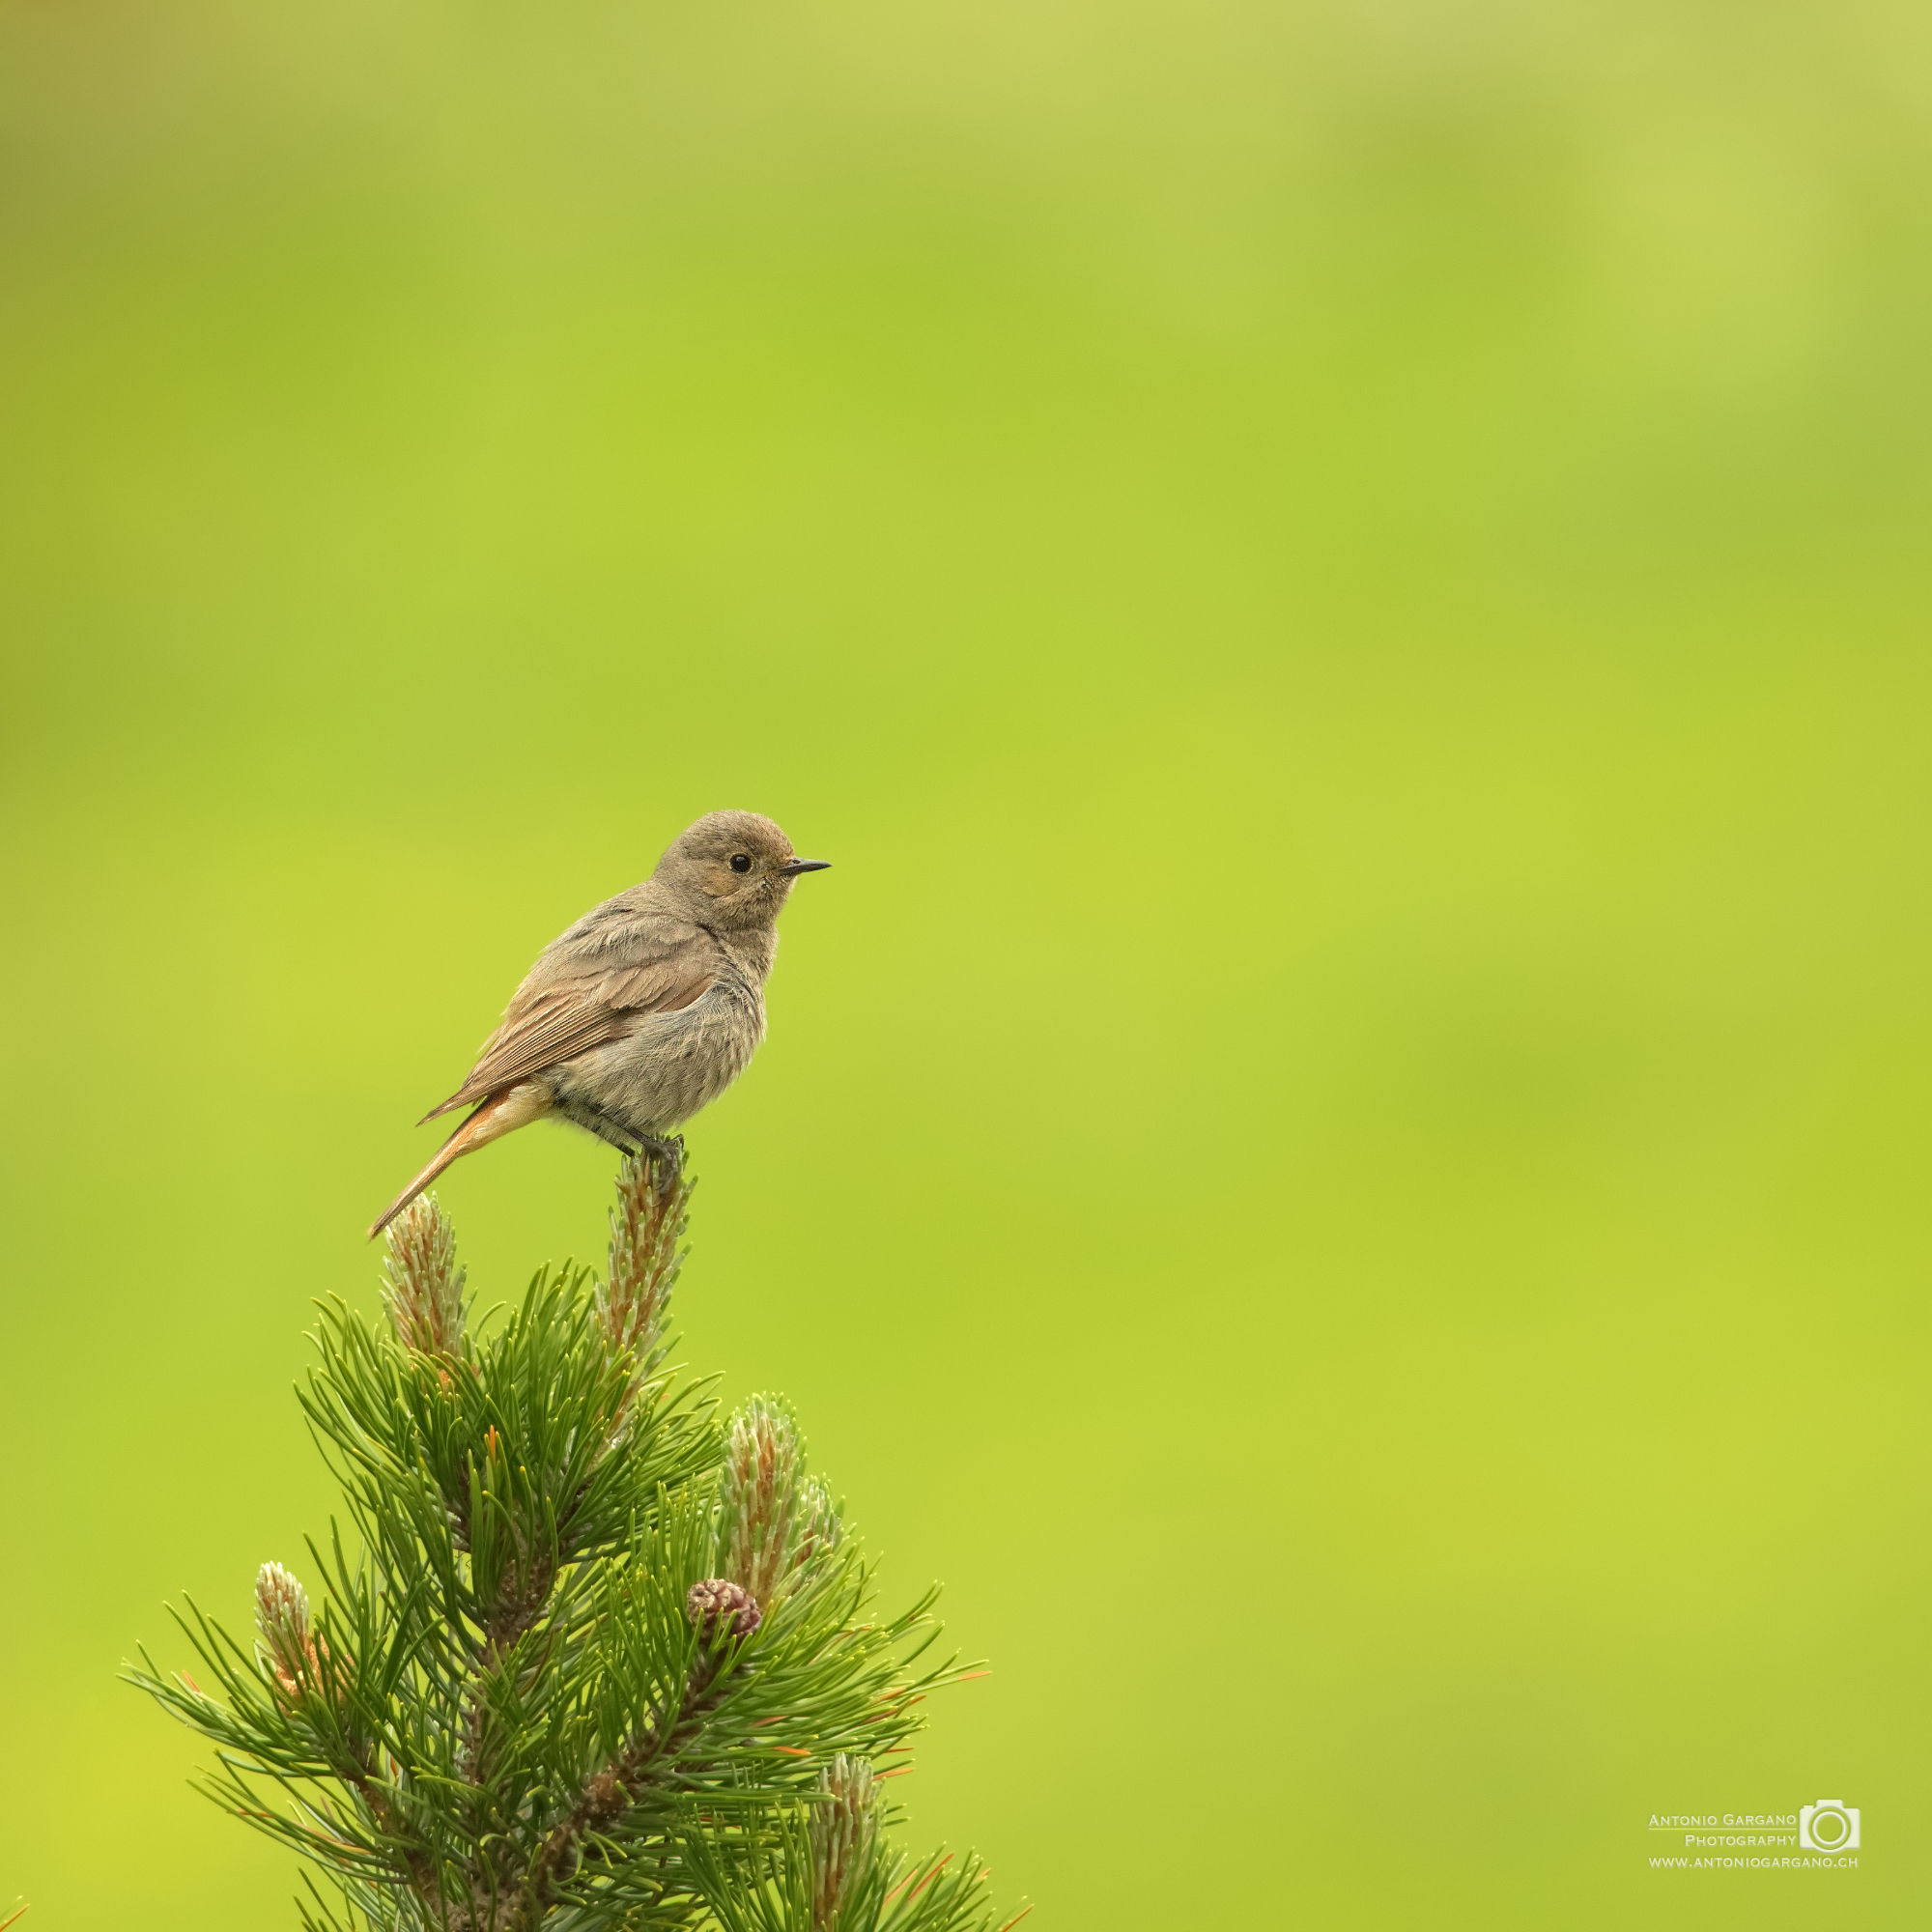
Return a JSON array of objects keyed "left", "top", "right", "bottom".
[{"left": 129, "top": 1154, "right": 1023, "bottom": 1932}]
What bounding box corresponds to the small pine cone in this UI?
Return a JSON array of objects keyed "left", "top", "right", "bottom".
[{"left": 685, "top": 1577, "right": 762, "bottom": 1640}]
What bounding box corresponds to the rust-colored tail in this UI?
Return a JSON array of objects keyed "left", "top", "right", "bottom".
[{"left": 366, "top": 1084, "right": 550, "bottom": 1239}]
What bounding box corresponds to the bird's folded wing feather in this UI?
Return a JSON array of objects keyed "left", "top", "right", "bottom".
[{"left": 421, "top": 927, "right": 715, "bottom": 1121}]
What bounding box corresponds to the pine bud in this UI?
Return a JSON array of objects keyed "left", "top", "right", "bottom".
[
  {"left": 255, "top": 1561, "right": 315, "bottom": 1701},
  {"left": 810, "top": 1755, "right": 879, "bottom": 1930},
  {"left": 789, "top": 1476, "right": 843, "bottom": 1578},
  {"left": 598, "top": 1144, "right": 692, "bottom": 1354},
  {"left": 685, "top": 1577, "right": 762, "bottom": 1640},
  {"left": 722, "top": 1397, "right": 803, "bottom": 1606},
  {"left": 382, "top": 1195, "right": 467, "bottom": 1355}
]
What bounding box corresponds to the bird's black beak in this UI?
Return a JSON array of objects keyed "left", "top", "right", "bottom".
[{"left": 777, "top": 858, "right": 831, "bottom": 875}]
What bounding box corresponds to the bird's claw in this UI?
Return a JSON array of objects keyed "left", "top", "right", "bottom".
[{"left": 638, "top": 1135, "right": 685, "bottom": 1196}]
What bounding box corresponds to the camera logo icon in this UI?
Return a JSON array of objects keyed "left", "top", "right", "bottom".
[{"left": 1798, "top": 1800, "right": 1860, "bottom": 1853}]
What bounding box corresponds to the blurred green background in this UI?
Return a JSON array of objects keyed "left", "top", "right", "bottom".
[{"left": 3, "top": 0, "right": 1930, "bottom": 1924}]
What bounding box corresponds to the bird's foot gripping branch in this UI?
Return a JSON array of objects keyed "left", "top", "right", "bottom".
[{"left": 131, "top": 1151, "right": 1026, "bottom": 1932}]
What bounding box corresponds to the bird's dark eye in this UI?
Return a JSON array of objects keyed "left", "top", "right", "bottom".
[{"left": 729, "top": 853, "right": 753, "bottom": 873}]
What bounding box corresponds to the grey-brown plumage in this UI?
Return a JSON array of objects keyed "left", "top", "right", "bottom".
[{"left": 369, "top": 810, "right": 829, "bottom": 1237}]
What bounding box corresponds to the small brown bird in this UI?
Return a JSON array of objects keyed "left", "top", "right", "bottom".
[{"left": 369, "top": 810, "right": 829, "bottom": 1237}]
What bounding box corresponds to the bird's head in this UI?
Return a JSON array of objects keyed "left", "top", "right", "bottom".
[{"left": 654, "top": 810, "right": 830, "bottom": 927}]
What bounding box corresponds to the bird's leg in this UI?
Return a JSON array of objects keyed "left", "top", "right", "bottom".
[
  {"left": 561, "top": 1093, "right": 684, "bottom": 1192},
  {"left": 579, "top": 1112, "right": 682, "bottom": 1194},
  {"left": 559, "top": 1098, "right": 642, "bottom": 1156}
]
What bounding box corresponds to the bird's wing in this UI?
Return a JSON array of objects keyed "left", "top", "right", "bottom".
[{"left": 421, "top": 921, "right": 715, "bottom": 1121}]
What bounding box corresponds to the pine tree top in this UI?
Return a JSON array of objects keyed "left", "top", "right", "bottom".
[{"left": 130, "top": 1149, "right": 1026, "bottom": 1932}]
